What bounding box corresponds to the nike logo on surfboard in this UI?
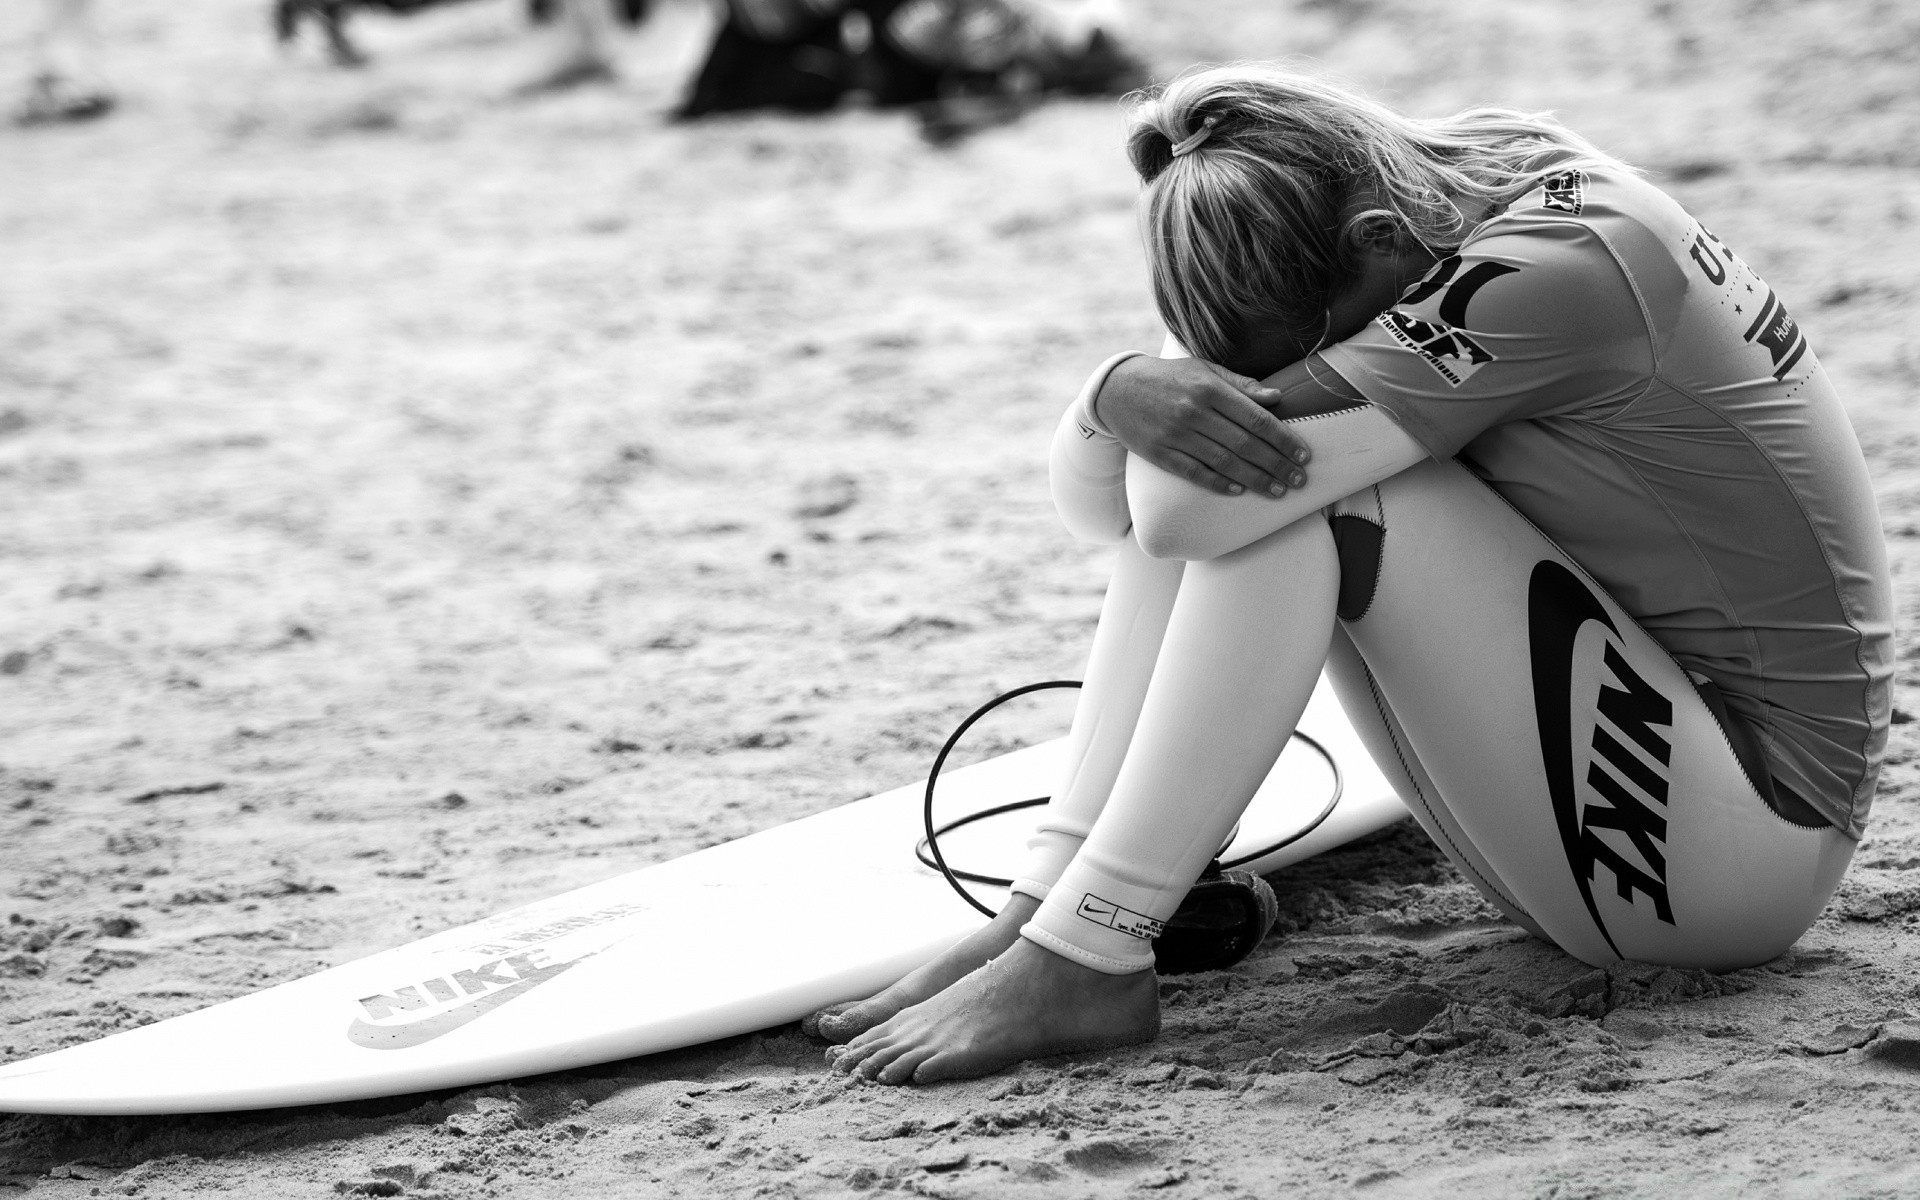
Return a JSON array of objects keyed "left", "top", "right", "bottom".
[{"left": 347, "top": 956, "right": 585, "bottom": 1050}]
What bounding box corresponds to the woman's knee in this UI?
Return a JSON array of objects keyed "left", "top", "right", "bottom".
[
  {"left": 1197, "top": 515, "right": 1340, "bottom": 602},
  {"left": 1221, "top": 510, "right": 1336, "bottom": 562}
]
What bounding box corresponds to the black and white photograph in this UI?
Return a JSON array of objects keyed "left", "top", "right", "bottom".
[{"left": 3, "top": 0, "right": 1918, "bottom": 1195}]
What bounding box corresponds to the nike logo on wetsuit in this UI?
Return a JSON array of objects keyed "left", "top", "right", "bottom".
[
  {"left": 1076, "top": 894, "right": 1165, "bottom": 940},
  {"left": 1527, "top": 561, "right": 1677, "bottom": 959}
]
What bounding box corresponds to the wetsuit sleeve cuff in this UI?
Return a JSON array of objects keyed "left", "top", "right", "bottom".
[
  {"left": 1009, "top": 878, "right": 1051, "bottom": 902},
  {"left": 1316, "top": 344, "right": 1459, "bottom": 461},
  {"left": 1050, "top": 355, "right": 1140, "bottom": 545},
  {"left": 1077, "top": 350, "right": 1146, "bottom": 440}
]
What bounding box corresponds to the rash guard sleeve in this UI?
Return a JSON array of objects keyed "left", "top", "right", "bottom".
[{"left": 1320, "top": 220, "right": 1651, "bottom": 460}]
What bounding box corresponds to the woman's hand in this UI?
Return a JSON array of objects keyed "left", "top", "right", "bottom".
[{"left": 1094, "top": 356, "right": 1311, "bottom": 497}]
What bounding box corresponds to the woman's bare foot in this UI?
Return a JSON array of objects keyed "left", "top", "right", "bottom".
[
  {"left": 825, "top": 937, "right": 1160, "bottom": 1085},
  {"left": 807, "top": 894, "right": 1040, "bottom": 1044}
]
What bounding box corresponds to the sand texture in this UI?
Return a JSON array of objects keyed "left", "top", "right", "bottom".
[{"left": 3, "top": 0, "right": 1920, "bottom": 1195}]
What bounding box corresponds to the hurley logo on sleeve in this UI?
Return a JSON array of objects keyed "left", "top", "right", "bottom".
[
  {"left": 1742, "top": 290, "right": 1809, "bottom": 380},
  {"left": 1376, "top": 254, "right": 1520, "bottom": 387},
  {"left": 1685, "top": 222, "right": 1811, "bottom": 382}
]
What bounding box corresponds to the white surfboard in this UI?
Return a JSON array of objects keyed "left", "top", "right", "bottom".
[{"left": 0, "top": 675, "right": 1405, "bottom": 1115}]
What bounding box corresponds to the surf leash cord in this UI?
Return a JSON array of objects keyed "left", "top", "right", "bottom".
[{"left": 918, "top": 681, "right": 1346, "bottom": 919}]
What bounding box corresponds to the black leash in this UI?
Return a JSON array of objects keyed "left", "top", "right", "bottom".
[{"left": 918, "top": 681, "right": 1346, "bottom": 918}]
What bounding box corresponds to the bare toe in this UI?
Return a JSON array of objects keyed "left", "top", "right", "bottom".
[
  {"left": 854, "top": 1039, "right": 911, "bottom": 1081},
  {"left": 840, "top": 1020, "right": 891, "bottom": 1056},
  {"left": 823, "top": 939, "right": 1161, "bottom": 1084},
  {"left": 878, "top": 1046, "right": 938, "bottom": 1086},
  {"left": 816, "top": 999, "right": 889, "bottom": 1043},
  {"left": 802, "top": 1001, "right": 857, "bottom": 1039},
  {"left": 910, "top": 1049, "right": 970, "bottom": 1084},
  {"left": 828, "top": 1040, "right": 882, "bottom": 1076}
]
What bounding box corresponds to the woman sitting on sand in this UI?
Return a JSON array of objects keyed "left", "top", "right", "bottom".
[{"left": 814, "top": 63, "right": 1894, "bottom": 1084}]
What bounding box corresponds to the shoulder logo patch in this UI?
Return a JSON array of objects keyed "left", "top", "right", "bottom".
[
  {"left": 1681, "top": 222, "right": 1813, "bottom": 382},
  {"left": 1742, "top": 290, "right": 1809, "bottom": 380},
  {"left": 1539, "top": 169, "right": 1589, "bottom": 217}
]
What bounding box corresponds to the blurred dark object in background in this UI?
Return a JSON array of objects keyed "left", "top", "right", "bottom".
[
  {"left": 675, "top": 0, "right": 1147, "bottom": 142},
  {"left": 272, "top": 0, "right": 651, "bottom": 69},
  {"left": 14, "top": 0, "right": 115, "bottom": 126},
  {"left": 527, "top": 0, "right": 652, "bottom": 22},
  {"left": 15, "top": 73, "right": 114, "bottom": 125},
  {"left": 676, "top": 0, "right": 859, "bottom": 115}
]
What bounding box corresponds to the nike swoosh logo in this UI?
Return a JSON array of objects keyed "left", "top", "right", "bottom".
[
  {"left": 1527, "top": 560, "right": 1623, "bottom": 959},
  {"left": 346, "top": 956, "right": 585, "bottom": 1051}
]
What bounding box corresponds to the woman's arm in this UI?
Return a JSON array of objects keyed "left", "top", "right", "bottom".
[
  {"left": 1127, "top": 350, "right": 1428, "bottom": 559},
  {"left": 1051, "top": 345, "right": 1431, "bottom": 558},
  {"left": 1095, "top": 344, "right": 1314, "bottom": 498},
  {"left": 1049, "top": 335, "right": 1323, "bottom": 545},
  {"left": 1126, "top": 399, "right": 1426, "bottom": 560},
  {"left": 1048, "top": 353, "right": 1137, "bottom": 545}
]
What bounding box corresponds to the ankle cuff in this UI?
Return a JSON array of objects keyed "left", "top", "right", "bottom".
[
  {"left": 1021, "top": 925, "right": 1153, "bottom": 975},
  {"left": 1024, "top": 852, "right": 1182, "bottom": 975}
]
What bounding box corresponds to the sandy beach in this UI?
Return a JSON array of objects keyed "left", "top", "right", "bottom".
[{"left": 3, "top": 0, "right": 1918, "bottom": 1194}]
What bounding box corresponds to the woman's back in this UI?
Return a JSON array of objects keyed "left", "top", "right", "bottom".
[{"left": 1320, "top": 168, "right": 1894, "bottom": 833}]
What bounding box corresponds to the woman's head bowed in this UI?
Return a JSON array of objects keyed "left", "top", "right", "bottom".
[{"left": 1124, "top": 64, "right": 1630, "bottom": 364}]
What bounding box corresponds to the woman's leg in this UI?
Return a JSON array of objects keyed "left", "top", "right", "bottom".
[
  {"left": 1332, "top": 458, "right": 1854, "bottom": 969},
  {"left": 833, "top": 456, "right": 1858, "bottom": 1084},
  {"left": 830, "top": 516, "right": 1338, "bottom": 1082},
  {"left": 1018, "top": 517, "right": 1337, "bottom": 973},
  {"left": 1321, "top": 624, "right": 1547, "bottom": 940},
  {"left": 811, "top": 537, "right": 1187, "bottom": 1040},
  {"left": 1016, "top": 540, "right": 1191, "bottom": 905}
]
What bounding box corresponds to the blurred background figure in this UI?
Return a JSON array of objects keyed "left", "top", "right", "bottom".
[
  {"left": 676, "top": 0, "right": 1146, "bottom": 141},
  {"left": 14, "top": 0, "right": 115, "bottom": 126},
  {"left": 517, "top": 0, "right": 647, "bottom": 91},
  {"left": 273, "top": 0, "right": 649, "bottom": 86},
  {"left": 676, "top": 0, "right": 861, "bottom": 116}
]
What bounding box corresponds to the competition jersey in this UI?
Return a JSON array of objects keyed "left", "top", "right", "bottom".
[{"left": 1321, "top": 168, "right": 1894, "bottom": 836}]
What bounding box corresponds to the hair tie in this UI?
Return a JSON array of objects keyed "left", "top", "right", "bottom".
[{"left": 1170, "top": 115, "right": 1219, "bottom": 159}]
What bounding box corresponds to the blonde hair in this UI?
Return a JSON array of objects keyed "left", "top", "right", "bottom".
[{"left": 1127, "top": 64, "right": 1635, "bottom": 363}]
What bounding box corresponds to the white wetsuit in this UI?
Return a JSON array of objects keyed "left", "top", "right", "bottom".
[{"left": 1020, "top": 167, "right": 1894, "bottom": 974}]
